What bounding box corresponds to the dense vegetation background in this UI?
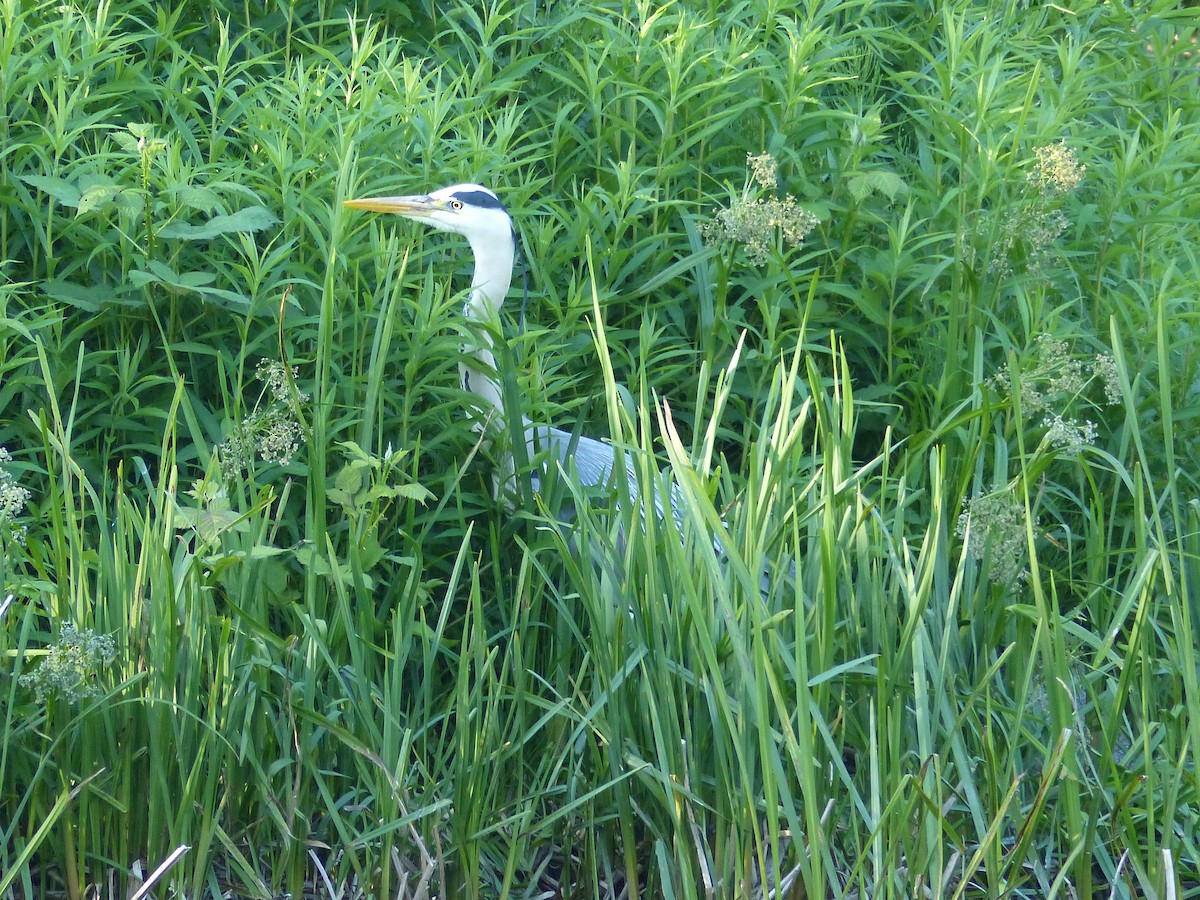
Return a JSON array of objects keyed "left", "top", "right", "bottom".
[{"left": 2, "top": 0, "right": 1198, "bottom": 896}]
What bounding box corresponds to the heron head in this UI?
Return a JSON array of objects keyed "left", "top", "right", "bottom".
[{"left": 344, "top": 183, "right": 513, "bottom": 246}]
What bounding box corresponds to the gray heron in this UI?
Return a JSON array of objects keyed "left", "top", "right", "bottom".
[{"left": 343, "top": 183, "right": 680, "bottom": 525}]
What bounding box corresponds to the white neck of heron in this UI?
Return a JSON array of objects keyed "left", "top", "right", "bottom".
[{"left": 459, "top": 233, "right": 515, "bottom": 431}]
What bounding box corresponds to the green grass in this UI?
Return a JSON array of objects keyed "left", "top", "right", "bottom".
[{"left": 2, "top": 0, "right": 1199, "bottom": 896}]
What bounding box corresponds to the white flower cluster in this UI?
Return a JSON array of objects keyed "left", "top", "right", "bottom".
[
  {"left": 701, "top": 153, "right": 819, "bottom": 265},
  {"left": 220, "top": 360, "right": 309, "bottom": 472},
  {"left": 956, "top": 491, "right": 1035, "bottom": 585},
  {"left": 988, "top": 333, "right": 1122, "bottom": 451},
  {"left": 19, "top": 622, "right": 118, "bottom": 703},
  {"left": 0, "top": 447, "right": 32, "bottom": 543}
]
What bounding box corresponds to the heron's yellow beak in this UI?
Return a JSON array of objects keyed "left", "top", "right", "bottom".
[{"left": 343, "top": 195, "right": 435, "bottom": 216}]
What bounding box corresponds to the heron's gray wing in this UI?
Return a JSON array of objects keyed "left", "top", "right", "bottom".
[
  {"left": 524, "top": 423, "right": 682, "bottom": 529},
  {"left": 524, "top": 422, "right": 793, "bottom": 597}
]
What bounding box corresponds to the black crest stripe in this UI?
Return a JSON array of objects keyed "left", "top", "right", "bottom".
[{"left": 451, "top": 189, "right": 506, "bottom": 212}]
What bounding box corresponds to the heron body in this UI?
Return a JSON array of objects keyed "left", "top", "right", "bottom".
[{"left": 344, "top": 184, "right": 678, "bottom": 525}]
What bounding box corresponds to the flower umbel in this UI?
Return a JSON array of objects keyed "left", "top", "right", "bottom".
[
  {"left": 747, "top": 152, "right": 779, "bottom": 190},
  {"left": 988, "top": 334, "right": 1120, "bottom": 450},
  {"left": 1028, "top": 142, "right": 1086, "bottom": 196},
  {"left": 19, "top": 622, "right": 118, "bottom": 703},
  {"left": 701, "top": 153, "right": 818, "bottom": 266},
  {"left": 957, "top": 491, "right": 1036, "bottom": 585},
  {"left": 220, "top": 360, "right": 309, "bottom": 471},
  {"left": 1091, "top": 352, "right": 1123, "bottom": 405},
  {"left": 0, "top": 447, "right": 32, "bottom": 543},
  {"left": 1042, "top": 414, "right": 1098, "bottom": 451},
  {"left": 979, "top": 140, "right": 1086, "bottom": 277},
  {"left": 255, "top": 358, "right": 308, "bottom": 415}
]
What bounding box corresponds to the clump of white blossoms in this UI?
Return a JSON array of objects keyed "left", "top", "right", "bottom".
[
  {"left": 982, "top": 141, "right": 1086, "bottom": 277},
  {"left": 19, "top": 622, "right": 118, "bottom": 703},
  {"left": 1028, "top": 142, "right": 1086, "bottom": 195},
  {"left": 220, "top": 359, "right": 309, "bottom": 472},
  {"left": 956, "top": 490, "right": 1036, "bottom": 585},
  {"left": 988, "top": 333, "right": 1122, "bottom": 451},
  {"left": 701, "top": 152, "right": 819, "bottom": 265},
  {"left": 1041, "top": 414, "right": 1098, "bottom": 451},
  {"left": 0, "top": 447, "right": 32, "bottom": 544}
]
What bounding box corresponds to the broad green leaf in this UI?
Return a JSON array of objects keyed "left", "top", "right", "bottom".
[
  {"left": 40, "top": 279, "right": 107, "bottom": 311},
  {"left": 19, "top": 175, "right": 81, "bottom": 207},
  {"left": 114, "top": 190, "right": 146, "bottom": 217},
  {"left": 334, "top": 460, "right": 369, "bottom": 495},
  {"left": 77, "top": 184, "right": 124, "bottom": 215},
  {"left": 391, "top": 483, "right": 434, "bottom": 503},
  {"left": 169, "top": 184, "right": 222, "bottom": 214},
  {"left": 129, "top": 260, "right": 212, "bottom": 289},
  {"left": 158, "top": 206, "right": 279, "bottom": 240},
  {"left": 848, "top": 170, "right": 909, "bottom": 203},
  {"left": 110, "top": 131, "right": 141, "bottom": 153}
]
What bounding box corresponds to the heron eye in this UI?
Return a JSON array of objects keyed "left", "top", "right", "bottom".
[{"left": 450, "top": 199, "right": 463, "bottom": 211}]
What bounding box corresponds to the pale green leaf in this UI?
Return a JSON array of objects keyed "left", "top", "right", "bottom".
[
  {"left": 20, "top": 175, "right": 81, "bottom": 207},
  {"left": 158, "top": 206, "right": 279, "bottom": 240}
]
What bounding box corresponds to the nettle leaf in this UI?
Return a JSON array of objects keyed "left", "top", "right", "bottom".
[
  {"left": 175, "top": 504, "right": 245, "bottom": 545},
  {"left": 129, "top": 260, "right": 251, "bottom": 310},
  {"left": 387, "top": 483, "right": 434, "bottom": 504},
  {"left": 41, "top": 279, "right": 107, "bottom": 311},
  {"left": 207, "top": 179, "right": 265, "bottom": 203},
  {"left": 130, "top": 259, "right": 216, "bottom": 289},
  {"left": 42, "top": 278, "right": 143, "bottom": 310},
  {"left": 114, "top": 190, "right": 146, "bottom": 217},
  {"left": 168, "top": 184, "right": 223, "bottom": 214},
  {"left": 847, "top": 170, "right": 909, "bottom": 203},
  {"left": 77, "top": 184, "right": 125, "bottom": 215},
  {"left": 158, "top": 206, "right": 279, "bottom": 240},
  {"left": 334, "top": 459, "right": 371, "bottom": 494},
  {"left": 20, "top": 175, "right": 81, "bottom": 207},
  {"left": 113, "top": 123, "right": 166, "bottom": 156},
  {"left": 110, "top": 131, "right": 142, "bottom": 154}
]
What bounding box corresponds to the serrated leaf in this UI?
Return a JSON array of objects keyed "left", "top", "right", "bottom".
[
  {"left": 175, "top": 504, "right": 244, "bottom": 544},
  {"left": 20, "top": 175, "right": 81, "bottom": 207},
  {"left": 77, "top": 184, "right": 124, "bottom": 215},
  {"left": 336, "top": 440, "right": 370, "bottom": 461},
  {"left": 848, "top": 170, "right": 909, "bottom": 203},
  {"left": 193, "top": 286, "right": 252, "bottom": 310},
  {"left": 169, "top": 185, "right": 222, "bottom": 214},
  {"left": 247, "top": 545, "right": 290, "bottom": 560},
  {"left": 334, "top": 461, "right": 368, "bottom": 494},
  {"left": 178, "top": 270, "right": 216, "bottom": 288},
  {"left": 393, "top": 483, "right": 434, "bottom": 503},
  {"left": 358, "top": 531, "right": 386, "bottom": 570},
  {"left": 129, "top": 262, "right": 239, "bottom": 307},
  {"left": 326, "top": 488, "right": 354, "bottom": 508},
  {"left": 128, "top": 269, "right": 159, "bottom": 289},
  {"left": 77, "top": 173, "right": 117, "bottom": 192},
  {"left": 114, "top": 190, "right": 146, "bottom": 217},
  {"left": 110, "top": 131, "right": 142, "bottom": 154},
  {"left": 41, "top": 279, "right": 107, "bottom": 311},
  {"left": 158, "top": 206, "right": 279, "bottom": 240},
  {"left": 129, "top": 258, "right": 181, "bottom": 287}
]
